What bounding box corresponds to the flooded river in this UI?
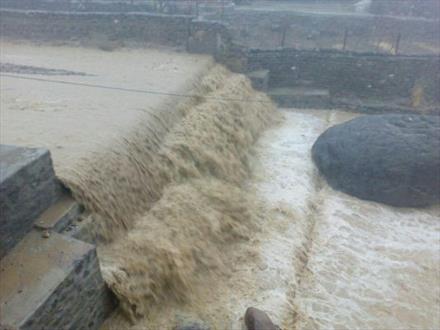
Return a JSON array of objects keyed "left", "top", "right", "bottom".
[
  {"left": 267, "top": 111, "right": 440, "bottom": 330},
  {"left": 1, "top": 42, "right": 438, "bottom": 329},
  {"left": 103, "top": 109, "right": 439, "bottom": 330}
]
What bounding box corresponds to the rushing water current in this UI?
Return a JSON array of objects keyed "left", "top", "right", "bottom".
[
  {"left": 103, "top": 107, "right": 439, "bottom": 330},
  {"left": 2, "top": 43, "right": 438, "bottom": 328}
]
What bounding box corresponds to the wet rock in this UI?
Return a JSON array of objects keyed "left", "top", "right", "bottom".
[
  {"left": 175, "top": 319, "right": 210, "bottom": 330},
  {"left": 312, "top": 114, "right": 440, "bottom": 207},
  {"left": 175, "top": 324, "right": 209, "bottom": 330},
  {"left": 245, "top": 307, "right": 280, "bottom": 330}
]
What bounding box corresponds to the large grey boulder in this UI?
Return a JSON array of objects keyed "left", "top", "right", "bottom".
[{"left": 312, "top": 114, "right": 440, "bottom": 207}]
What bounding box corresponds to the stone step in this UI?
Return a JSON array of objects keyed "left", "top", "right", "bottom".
[
  {"left": 62, "top": 212, "right": 98, "bottom": 245},
  {"left": 247, "top": 69, "right": 269, "bottom": 91},
  {"left": 0, "top": 230, "right": 115, "bottom": 330},
  {"left": 0, "top": 145, "right": 63, "bottom": 258},
  {"left": 34, "top": 195, "right": 83, "bottom": 233},
  {"left": 268, "top": 87, "right": 331, "bottom": 108}
]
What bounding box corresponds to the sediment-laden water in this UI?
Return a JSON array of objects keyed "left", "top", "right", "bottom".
[
  {"left": 102, "top": 107, "right": 439, "bottom": 330},
  {"left": 2, "top": 42, "right": 438, "bottom": 329},
  {"left": 61, "top": 66, "right": 279, "bottom": 325},
  {"left": 256, "top": 110, "right": 440, "bottom": 330}
]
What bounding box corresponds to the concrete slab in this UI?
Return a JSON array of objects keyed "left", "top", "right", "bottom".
[
  {"left": 0, "top": 231, "right": 115, "bottom": 329},
  {"left": 0, "top": 144, "right": 62, "bottom": 258}
]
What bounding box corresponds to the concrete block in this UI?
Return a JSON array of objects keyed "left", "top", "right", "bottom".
[
  {"left": 0, "top": 145, "right": 62, "bottom": 258},
  {"left": 269, "top": 87, "right": 331, "bottom": 108},
  {"left": 0, "top": 231, "right": 115, "bottom": 330}
]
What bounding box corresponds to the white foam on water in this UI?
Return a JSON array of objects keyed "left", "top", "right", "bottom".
[
  {"left": 3, "top": 41, "right": 437, "bottom": 328},
  {"left": 295, "top": 187, "right": 440, "bottom": 330},
  {"left": 247, "top": 110, "right": 331, "bottom": 328},
  {"left": 247, "top": 108, "right": 439, "bottom": 330}
]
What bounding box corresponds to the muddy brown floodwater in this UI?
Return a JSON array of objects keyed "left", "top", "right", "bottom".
[
  {"left": 1, "top": 42, "right": 439, "bottom": 330},
  {"left": 103, "top": 109, "right": 439, "bottom": 330},
  {"left": 0, "top": 41, "right": 213, "bottom": 177}
]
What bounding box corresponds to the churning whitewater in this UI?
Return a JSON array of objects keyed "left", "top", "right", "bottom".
[
  {"left": 60, "top": 65, "right": 280, "bottom": 325},
  {"left": 62, "top": 71, "right": 439, "bottom": 329},
  {"left": 2, "top": 42, "right": 438, "bottom": 329}
]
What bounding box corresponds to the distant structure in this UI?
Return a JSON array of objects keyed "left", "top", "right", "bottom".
[
  {"left": 354, "top": 0, "right": 371, "bottom": 13},
  {"left": 0, "top": 0, "right": 235, "bottom": 14},
  {"left": 369, "top": 0, "right": 440, "bottom": 19}
]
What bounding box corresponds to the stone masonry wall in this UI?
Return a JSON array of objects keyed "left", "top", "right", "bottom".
[
  {"left": 0, "top": 0, "right": 231, "bottom": 15},
  {"left": 0, "top": 9, "right": 231, "bottom": 54},
  {"left": 0, "top": 10, "right": 193, "bottom": 48},
  {"left": 187, "top": 19, "right": 232, "bottom": 56},
  {"left": 0, "top": 145, "right": 62, "bottom": 258},
  {"left": 20, "top": 247, "right": 115, "bottom": 330},
  {"left": 244, "top": 48, "right": 440, "bottom": 103},
  {"left": 1, "top": 8, "right": 438, "bottom": 107},
  {"left": 215, "top": 9, "right": 440, "bottom": 55},
  {"left": 370, "top": 0, "right": 440, "bottom": 20}
]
